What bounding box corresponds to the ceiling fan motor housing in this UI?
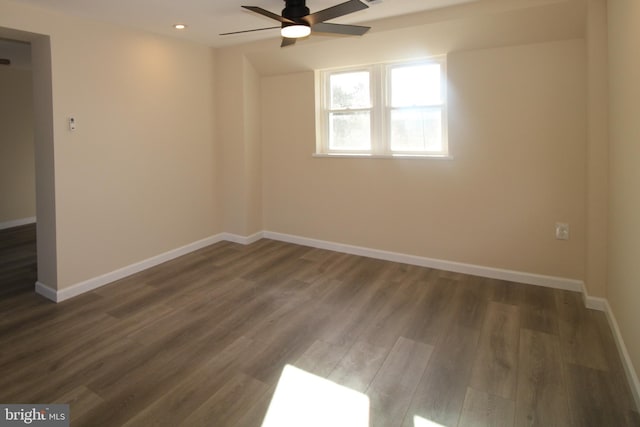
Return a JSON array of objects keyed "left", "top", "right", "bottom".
[{"left": 282, "top": 0, "right": 310, "bottom": 20}]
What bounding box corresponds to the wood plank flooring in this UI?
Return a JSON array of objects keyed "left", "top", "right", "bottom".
[{"left": 1, "top": 223, "right": 638, "bottom": 426}]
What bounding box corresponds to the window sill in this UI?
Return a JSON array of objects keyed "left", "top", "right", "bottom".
[{"left": 312, "top": 153, "right": 453, "bottom": 160}]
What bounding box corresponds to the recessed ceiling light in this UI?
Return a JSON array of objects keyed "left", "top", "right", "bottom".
[{"left": 173, "top": 24, "right": 187, "bottom": 30}]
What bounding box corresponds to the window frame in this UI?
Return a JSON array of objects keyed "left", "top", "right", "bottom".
[
  {"left": 316, "top": 56, "right": 448, "bottom": 158},
  {"left": 323, "top": 65, "right": 377, "bottom": 155}
]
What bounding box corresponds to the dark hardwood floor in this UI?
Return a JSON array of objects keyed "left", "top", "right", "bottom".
[{"left": 1, "top": 223, "right": 638, "bottom": 426}]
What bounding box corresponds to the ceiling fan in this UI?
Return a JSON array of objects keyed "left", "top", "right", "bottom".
[{"left": 220, "top": 0, "right": 371, "bottom": 47}]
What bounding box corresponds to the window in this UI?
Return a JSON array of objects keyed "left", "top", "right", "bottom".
[{"left": 316, "top": 57, "right": 448, "bottom": 157}]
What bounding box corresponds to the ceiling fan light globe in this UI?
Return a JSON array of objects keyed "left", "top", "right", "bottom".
[{"left": 281, "top": 24, "right": 311, "bottom": 38}]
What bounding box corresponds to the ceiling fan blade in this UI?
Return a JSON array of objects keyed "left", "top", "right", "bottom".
[
  {"left": 312, "top": 22, "right": 370, "bottom": 36},
  {"left": 281, "top": 37, "right": 297, "bottom": 47},
  {"left": 304, "top": 0, "right": 368, "bottom": 26},
  {"left": 242, "top": 6, "right": 295, "bottom": 24},
  {"left": 220, "top": 26, "right": 281, "bottom": 36}
]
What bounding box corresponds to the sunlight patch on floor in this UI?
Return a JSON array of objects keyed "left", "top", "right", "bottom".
[
  {"left": 261, "top": 364, "right": 370, "bottom": 427},
  {"left": 413, "top": 415, "right": 447, "bottom": 427}
]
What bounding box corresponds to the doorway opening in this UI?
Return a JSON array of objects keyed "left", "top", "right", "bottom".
[
  {"left": 0, "top": 38, "right": 37, "bottom": 299},
  {"left": 0, "top": 28, "right": 57, "bottom": 301}
]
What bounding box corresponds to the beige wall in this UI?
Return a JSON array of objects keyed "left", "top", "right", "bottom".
[
  {"left": 585, "top": 0, "right": 609, "bottom": 298},
  {"left": 215, "top": 51, "right": 262, "bottom": 236},
  {"left": 261, "top": 39, "right": 586, "bottom": 280},
  {"left": 608, "top": 0, "right": 640, "bottom": 396},
  {"left": 0, "top": 0, "right": 220, "bottom": 289},
  {"left": 243, "top": 58, "right": 263, "bottom": 235},
  {"left": 0, "top": 66, "right": 36, "bottom": 224},
  {"left": 254, "top": 0, "right": 588, "bottom": 282},
  {"left": 216, "top": 49, "right": 244, "bottom": 236}
]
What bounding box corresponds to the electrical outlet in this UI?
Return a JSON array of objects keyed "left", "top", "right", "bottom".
[{"left": 555, "top": 222, "right": 569, "bottom": 240}]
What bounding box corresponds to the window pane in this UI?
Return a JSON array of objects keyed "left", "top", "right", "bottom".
[
  {"left": 390, "top": 108, "right": 442, "bottom": 152},
  {"left": 329, "top": 111, "right": 371, "bottom": 150},
  {"left": 330, "top": 71, "right": 370, "bottom": 110},
  {"left": 391, "top": 64, "right": 441, "bottom": 107}
]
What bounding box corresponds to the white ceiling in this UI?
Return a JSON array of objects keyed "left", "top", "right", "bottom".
[{"left": 14, "top": 0, "right": 477, "bottom": 48}]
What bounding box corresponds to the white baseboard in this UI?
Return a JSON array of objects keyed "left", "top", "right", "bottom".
[
  {"left": 35, "top": 233, "right": 229, "bottom": 303},
  {"left": 582, "top": 282, "right": 608, "bottom": 311},
  {"left": 263, "top": 231, "right": 584, "bottom": 292},
  {"left": 0, "top": 216, "right": 36, "bottom": 230},
  {"left": 219, "top": 231, "right": 264, "bottom": 245},
  {"left": 34, "top": 229, "right": 585, "bottom": 302},
  {"left": 35, "top": 281, "right": 58, "bottom": 302},
  {"left": 581, "top": 282, "right": 640, "bottom": 411},
  {"left": 602, "top": 299, "right": 640, "bottom": 410}
]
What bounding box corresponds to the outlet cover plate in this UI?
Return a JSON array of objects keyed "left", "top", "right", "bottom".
[{"left": 555, "top": 222, "right": 569, "bottom": 240}]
